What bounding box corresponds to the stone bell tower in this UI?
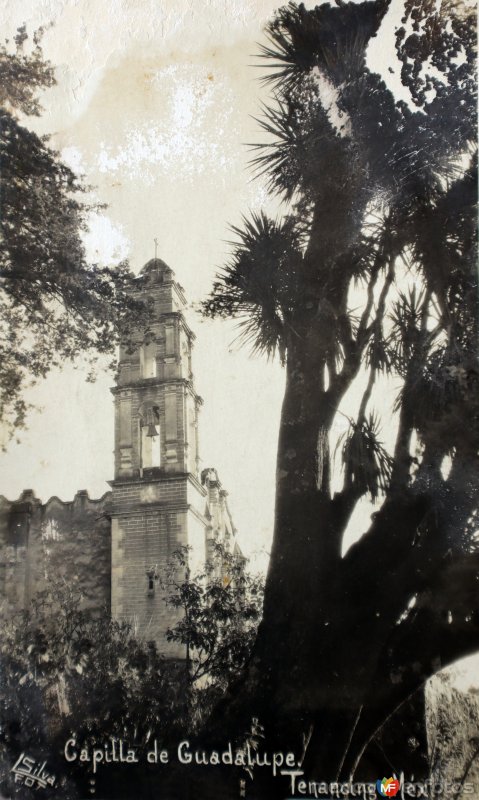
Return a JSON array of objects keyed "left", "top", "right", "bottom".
[{"left": 110, "top": 258, "right": 207, "bottom": 653}]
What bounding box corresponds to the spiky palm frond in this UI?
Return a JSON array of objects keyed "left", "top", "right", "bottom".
[
  {"left": 249, "top": 96, "right": 306, "bottom": 200},
  {"left": 253, "top": 0, "right": 476, "bottom": 213},
  {"left": 366, "top": 328, "right": 392, "bottom": 374},
  {"left": 336, "top": 68, "right": 465, "bottom": 211},
  {"left": 258, "top": 0, "right": 390, "bottom": 91},
  {"left": 387, "top": 161, "right": 477, "bottom": 438},
  {"left": 250, "top": 1, "right": 392, "bottom": 201},
  {"left": 341, "top": 412, "right": 393, "bottom": 502},
  {"left": 250, "top": 82, "right": 354, "bottom": 201},
  {"left": 349, "top": 216, "right": 398, "bottom": 284},
  {"left": 203, "top": 212, "right": 303, "bottom": 362},
  {"left": 387, "top": 286, "right": 430, "bottom": 374}
]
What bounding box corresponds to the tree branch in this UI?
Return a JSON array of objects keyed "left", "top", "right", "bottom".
[{"left": 330, "top": 255, "right": 395, "bottom": 406}]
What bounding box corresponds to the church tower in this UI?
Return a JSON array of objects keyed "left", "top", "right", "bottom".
[
  {"left": 110, "top": 258, "right": 207, "bottom": 654},
  {"left": 0, "top": 256, "right": 242, "bottom": 649}
]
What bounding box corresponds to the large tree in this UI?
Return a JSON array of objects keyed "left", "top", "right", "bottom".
[
  {"left": 205, "top": 0, "right": 478, "bottom": 787},
  {"left": 0, "top": 28, "right": 147, "bottom": 441}
]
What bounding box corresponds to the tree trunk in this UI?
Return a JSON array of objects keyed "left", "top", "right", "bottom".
[{"left": 197, "top": 328, "right": 479, "bottom": 796}]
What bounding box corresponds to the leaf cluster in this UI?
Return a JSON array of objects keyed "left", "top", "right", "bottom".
[
  {"left": 0, "top": 581, "right": 185, "bottom": 752},
  {"left": 203, "top": 213, "right": 303, "bottom": 361},
  {"left": 163, "top": 544, "right": 264, "bottom": 688},
  {"left": 0, "top": 30, "right": 151, "bottom": 440},
  {"left": 340, "top": 412, "right": 393, "bottom": 502},
  {"left": 0, "top": 26, "right": 55, "bottom": 116},
  {"left": 0, "top": 555, "right": 264, "bottom": 793}
]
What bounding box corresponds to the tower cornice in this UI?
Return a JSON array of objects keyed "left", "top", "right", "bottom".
[
  {"left": 111, "top": 378, "right": 203, "bottom": 404},
  {"left": 134, "top": 276, "right": 188, "bottom": 308},
  {"left": 109, "top": 471, "right": 206, "bottom": 496}
]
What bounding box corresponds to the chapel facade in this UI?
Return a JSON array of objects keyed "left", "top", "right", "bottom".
[{"left": 0, "top": 258, "right": 240, "bottom": 657}]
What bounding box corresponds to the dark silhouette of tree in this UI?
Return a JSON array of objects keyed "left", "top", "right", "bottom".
[
  {"left": 0, "top": 27, "right": 147, "bottom": 441},
  {"left": 204, "top": 0, "right": 477, "bottom": 786}
]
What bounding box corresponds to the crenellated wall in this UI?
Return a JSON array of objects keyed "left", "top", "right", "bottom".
[{"left": 0, "top": 489, "right": 112, "bottom": 616}]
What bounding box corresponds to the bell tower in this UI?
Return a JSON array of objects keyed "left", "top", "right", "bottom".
[{"left": 110, "top": 258, "right": 207, "bottom": 653}]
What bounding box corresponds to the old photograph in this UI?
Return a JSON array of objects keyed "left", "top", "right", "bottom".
[{"left": 0, "top": 0, "right": 477, "bottom": 798}]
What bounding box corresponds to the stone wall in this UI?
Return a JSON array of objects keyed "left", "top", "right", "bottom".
[
  {"left": 0, "top": 489, "right": 111, "bottom": 616},
  {"left": 110, "top": 473, "right": 207, "bottom": 656},
  {"left": 426, "top": 672, "right": 479, "bottom": 790}
]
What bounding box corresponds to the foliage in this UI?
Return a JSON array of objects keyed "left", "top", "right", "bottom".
[
  {"left": 340, "top": 412, "right": 393, "bottom": 503},
  {"left": 0, "top": 550, "right": 264, "bottom": 796},
  {"left": 204, "top": 213, "right": 303, "bottom": 363},
  {"left": 0, "top": 28, "right": 149, "bottom": 441},
  {"left": 162, "top": 544, "right": 264, "bottom": 692},
  {"left": 0, "top": 582, "right": 186, "bottom": 799},
  {"left": 203, "top": 0, "right": 478, "bottom": 783},
  {"left": 0, "top": 583, "right": 185, "bottom": 756}
]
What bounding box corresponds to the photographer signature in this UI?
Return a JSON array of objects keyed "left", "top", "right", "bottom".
[{"left": 11, "top": 753, "right": 56, "bottom": 789}]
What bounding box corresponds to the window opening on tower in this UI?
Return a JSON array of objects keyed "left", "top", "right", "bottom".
[{"left": 140, "top": 405, "right": 161, "bottom": 470}]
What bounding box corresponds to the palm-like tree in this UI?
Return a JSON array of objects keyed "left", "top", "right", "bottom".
[{"left": 205, "top": 0, "right": 477, "bottom": 787}]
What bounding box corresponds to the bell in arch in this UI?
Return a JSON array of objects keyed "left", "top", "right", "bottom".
[
  {"left": 144, "top": 406, "right": 160, "bottom": 438},
  {"left": 145, "top": 422, "right": 159, "bottom": 438}
]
